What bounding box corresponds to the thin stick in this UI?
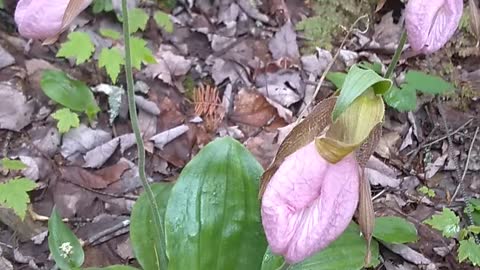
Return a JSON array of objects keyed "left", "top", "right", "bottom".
[
  {"left": 451, "top": 127, "right": 479, "bottom": 202},
  {"left": 121, "top": 0, "right": 168, "bottom": 268},
  {"left": 298, "top": 14, "right": 369, "bottom": 119},
  {"left": 85, "top": 219, "right": 130, "bottom": 246},
  {"left": 405, "top": 119, "right": 473, "bottom": 156},
  {"left": 437, "top": 99, "right": 479, "bottom": 244}
]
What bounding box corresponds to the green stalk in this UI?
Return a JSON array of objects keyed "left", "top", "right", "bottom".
[
  {"left": 384, "top": 30, "right": 407, "bottom": 79},
  {"left": 121, "top": 0, "right": 168, "bottom": 268}
]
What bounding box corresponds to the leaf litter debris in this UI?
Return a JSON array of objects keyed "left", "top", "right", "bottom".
[{"left": 0, "top": 0, "right": 479, "bottom": 268}]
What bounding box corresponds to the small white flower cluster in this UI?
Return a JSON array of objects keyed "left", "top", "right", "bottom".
[{"left": 59, "top": 242, "right": 73, "bottom": 258}]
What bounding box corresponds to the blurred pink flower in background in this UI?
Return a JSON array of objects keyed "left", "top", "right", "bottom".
[
  {"left": 405, "top": 0, "right": 463, "bottom": 54},
  {"left": 15, "top": 0, "right": 92, "bottom": 40},
  {"left": 261, "top": 142, "right": 360, "bottom": 263}
]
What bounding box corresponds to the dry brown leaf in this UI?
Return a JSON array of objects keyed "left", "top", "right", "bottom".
[
  {"left": 358, "top": 171, "right": 375, "bottom": 266},
  {"left": 61, "top": 161, "right": 129, "bottom": 189},
  {"left": 231, "top": 89, "right": 280, "bottom": 128},
  {"left": 356, "top": 124, "right": 382, "bottom": 168},
  {"left": 356, "top": 125, "right": 381, "bottom": 266}
]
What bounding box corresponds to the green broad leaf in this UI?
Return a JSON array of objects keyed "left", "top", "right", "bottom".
[
  {"left": 0, "top": 158, "right": 27, "bottom": 170},
  {"left": 0, "top": 177, "right": 36, "bottom": 220},
  {"left": 40, "top": 70, "right": 100, "bottom": 120},
  {"left": 48, "top": 207, "right": 84, "bottom": 270},
  {"left": 128, "top": 8, "right": 149, "bottom": 34},
  {"left": 470, "top": 199, "right": 480, "bottom": 211},
  {"left": 56, "top": 32, "right": 95, "bottom": 65},
  {"left": 332, "top": 64, "right": 391, "bottom": 121},
  {"left": 98, "top": 48, "right": 125, "bottom": 83},
  {"left": 325, "top": 72, "right": 346, "bottom": 90},
  {"left": 458, "top": 239, "right": 480, "bottom": 266},
  {"left": 0, "top": 0, "right": 4, "bottom": 9},
  {"left": 383, "top": 85, "right": 417, "bottom": 112},
  {"left": 418, "top": 186, "right": 436, "bottom": 198},
  {"left": 85, "top": 266, "right": 139, "bottom": 270},
  {"left": 373, "top": 216, "right": 418, "bottom": 244},
  {"left": 130, "top": 37, "right": 156, "bottom": 70},
  {"left": 468, "top": 199, "right": 480, "bottom": 225},
  {"left": 467, "top": 225, "right": 480, "bottom": 234},
  {"left": 92, "top": 0, "right": 113, "bottom": 13},
  {"left": 473, "top": 211, "right": 480, "bottom": 226},
  {"left": 424, "top": 208, "right": 460, "bottom": 238},
  {"left": 404, "top": 71, "right": 454, "bottom": 95},
  {"left": 52, "top": 108, "right": 80, "bottom": 133},
  {"left": 154, "top": 11, "right": 174, "bottom": 33},
  {"left": 130, "top": 183, "right": 174, "bottom": 270},
  {"left": 261, "top": 248, "right": 286, "bottom": 270},
  {"left": 165, "top": 137, "right": 267, "bottom": 270},
  {"left": 357, "top": 61, "right": 383, "bottom": 75},
  {"left": 99, "top": 28, "right": 122, "bottom": 40},
  {"left": 261, "top": 223, "right": 380, "bottom": 270}
]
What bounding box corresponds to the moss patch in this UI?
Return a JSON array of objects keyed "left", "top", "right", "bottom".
[{"left": 296, "top": 0, "right": 375, "bottom": 52}]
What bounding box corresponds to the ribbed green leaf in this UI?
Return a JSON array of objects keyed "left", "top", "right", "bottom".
[
  {"left": 261, "top": 223, "right": 380, "bottom": 270},
  {"left": 332, "top": 65, "right": 391, "bottom": 121},
  {"left": 404, "top": 71, "right": 454, "bottom": 94},
  {"left": 85, "top": 266, "right": 139, "bottom": 270},
  {"left": 130, "top": 183, "right": 173, "bottom": 270},
  {"left": 373, "top": 216, "right": 418, "bottom": 244},
  {"left": 325, "top": 72, "right": 346, "bottom": 90},
  {"left": 383, "top": 85, "right": 417, "bottom": 112},
  {"left": 165, "top": 137, "right": 267, "bottom": 270},
  {"left": 48, "top": 206, "right": 84, "bottom": 270},
  {"left": 40, "top": 70, "right": 100, "bottom": 120}
]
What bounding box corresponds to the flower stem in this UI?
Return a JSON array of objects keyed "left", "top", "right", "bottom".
[
  {"left": 384, "top": 29, "right": 407, "bottom": 79},
  {"left": 121, "top": 0, "right": 168, "bottom": 268}
]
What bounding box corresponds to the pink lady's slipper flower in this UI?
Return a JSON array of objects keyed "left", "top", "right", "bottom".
[
  {"left": 405, "top": 0, "right": 463, "bottom": 54},
  {"left": 15, "top": 0, "right": 92, "bottom": 41},
  {"left": 260, "top": 92, "right": 384, "bottom": 264},
  {"left": 261, "top": 142, "right": 360, "bottom": 263}
]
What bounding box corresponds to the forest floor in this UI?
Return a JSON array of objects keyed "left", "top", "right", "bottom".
[{"left": 0, "top": 0, "right": 479, "bottom": 269}]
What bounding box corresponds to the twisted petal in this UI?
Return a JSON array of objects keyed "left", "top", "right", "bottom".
[
  {"left": 405, "top": 0, "right": 463, "bottom": 54},
  {"left": 15, "top": 0, "right": 92, "bottom": 40},
  {"left": 261, "top": 142, "right": 360, "bottom": 263}
]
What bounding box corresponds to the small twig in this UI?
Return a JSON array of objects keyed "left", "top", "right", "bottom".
[
  {"left": 404, "top": 126, "right": 438, "bottom": 168},
  {"left": 437, "top": 99, "right": 479, "bottom": 244},
  {"left": 83, "top": 219, "right": 130, "bottom": 246},
  {"left": 372, "top": 188, "right": 387, "bottom": 201},
  {"left": 65, "top": 180, "right": 138, "bottom": 200},
  {"left": 0, "top": 241, "right": 13, "bottom": 249},
  {"left": 451, "top": 127, "right": 479, "bottom": 202},
  {"left": 297, "top": 14, "right": 369, "bottom": 119},
  {"left": 405, "top": 119, "right": 473, "bottom": 156}
]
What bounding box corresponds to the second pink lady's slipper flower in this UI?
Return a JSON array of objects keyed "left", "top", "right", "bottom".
[
  {"left": 15, "top": 0, "right": 92, "bottom": 42},
  {"left": 405, "top": 0, "right": 463, "bottom": 54},
  {"left": 260, "top": 92, "right": 385, "bottom": 264},
  {"left": 261, "top": 142, "right": 360, "bottom": 263}
]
